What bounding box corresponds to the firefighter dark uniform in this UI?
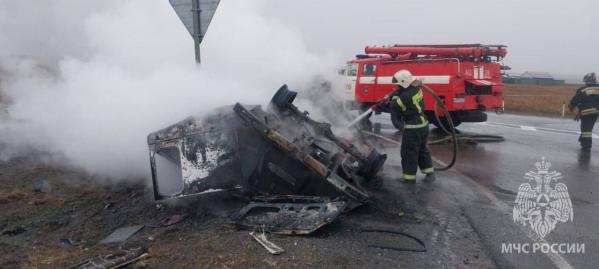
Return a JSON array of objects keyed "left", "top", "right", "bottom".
[
  {"left": 569, "top": 73, "right": 599, "bottom": 151},
  {"left": 390, "top": 84, "right": 435, "bottom": 182}
]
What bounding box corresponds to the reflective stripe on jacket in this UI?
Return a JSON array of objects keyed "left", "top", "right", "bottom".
[
  {"left": 570, "top": 84, "right": 599, "bottom": 114},
  {"left": 391, "top": 85, "right": 428, "bottom": 129}
]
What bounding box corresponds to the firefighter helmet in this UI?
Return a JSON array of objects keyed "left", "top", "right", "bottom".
[
  {"left": 392, "top": 70, "right": 415, "bottom": 88},
  {"left": 583, "top": 73, "right": 597, "bottom": 85}
]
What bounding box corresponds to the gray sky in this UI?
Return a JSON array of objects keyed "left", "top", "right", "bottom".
[{"left": 261, "top": 0, "right": 599, "bottom": 76}]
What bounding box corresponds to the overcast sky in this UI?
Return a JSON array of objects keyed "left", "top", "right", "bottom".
[{"left": 256, "top": 0, "right": 599, "bottom": 76}]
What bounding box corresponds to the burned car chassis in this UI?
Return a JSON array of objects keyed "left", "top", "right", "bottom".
[{"left": 147, "top": 85, "right": 386, "bottom": 206}]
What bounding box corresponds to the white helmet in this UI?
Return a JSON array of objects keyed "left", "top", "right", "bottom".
[{"left": 392, "top": 70, "right": 415, "bottom": 88}]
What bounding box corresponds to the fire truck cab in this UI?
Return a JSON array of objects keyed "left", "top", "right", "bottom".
[{"left": 342, "top": 44, "right": 507, "bottom": 129}]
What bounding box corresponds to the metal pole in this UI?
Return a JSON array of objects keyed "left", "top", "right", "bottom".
[{"left": 192, "top": 0, "right": 202, "bottom": 64}]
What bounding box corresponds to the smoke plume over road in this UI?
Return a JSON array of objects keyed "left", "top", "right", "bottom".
[{"left": 0, "top": 0, "right": 340, "bottom": 181}]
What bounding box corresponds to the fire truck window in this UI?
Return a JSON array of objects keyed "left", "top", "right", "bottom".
[
  {"left": 363, "top": 64, "right": 376, "bottom": 76},
  {"left": 347, "top": 63, "right": 358, "bottom": 77}
]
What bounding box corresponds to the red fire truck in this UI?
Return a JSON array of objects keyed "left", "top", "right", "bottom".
[{"left": 342, "top": 44, "right": 508, "bottom": 129}]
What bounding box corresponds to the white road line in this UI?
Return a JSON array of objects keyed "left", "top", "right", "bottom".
[
  {"left": 486, "top": 122, "right": 599, "bottom": 139},
  {"left": 434, "top": 158, "right": 574, "bottom": 269},
  {"left": 520, "top": 125, "right": 537, "bottom": 131}
]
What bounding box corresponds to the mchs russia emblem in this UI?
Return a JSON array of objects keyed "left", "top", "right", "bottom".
[{"left": 513, "top": 157, "right": 573, "bottom": 239}]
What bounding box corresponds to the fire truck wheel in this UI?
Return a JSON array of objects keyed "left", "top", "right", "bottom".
[{"left": 390, "top": 110, "right": 405, "bottom": 130}]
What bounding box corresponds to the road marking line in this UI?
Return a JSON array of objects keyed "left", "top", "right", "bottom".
[
  {"left": 486, "top": 122, "right": 599, "bottom": 139},
  {"left": 434, "top": 159, "right": 575, "bottom": 269},
  {"left": 520, "top": 125, "right": 537, "bottom": 131}
]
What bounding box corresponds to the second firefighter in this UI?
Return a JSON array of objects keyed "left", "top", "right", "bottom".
[{"left": 569, "top": 72, "right": 599, "bottom": 152}]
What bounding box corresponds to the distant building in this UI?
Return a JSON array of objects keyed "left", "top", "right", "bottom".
[
  {"left": 503, "top": 71, "right": 565, "bottom": 85},
  {"left": 521, "top": 72, "right": 554, "bottom": 80}
]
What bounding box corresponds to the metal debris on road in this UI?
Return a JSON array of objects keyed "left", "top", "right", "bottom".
[
  {"left": 250, "top": 231, "right": 285, "bottom": 255},
  {"left": 150, "top": 214, "right": 187, "bottom": 228},
  {"left": 103, "top": 202, "right": 114, "bottom": 210},
  {"left": 100, "top": 225, "right": 145, "bottom": 244},
  {"left": 59, "top": 238, "right": 77, "bottom": 247},
  {"left": 69, "top": 247, "right": 148, "bottom": 269},
  {"left": 231, "top": 196, "right": 346, "bottom": 235}
]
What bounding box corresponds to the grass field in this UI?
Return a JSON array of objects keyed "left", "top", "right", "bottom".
[{"left": 503, "top": 84, "right": 582, "bottom": 117}]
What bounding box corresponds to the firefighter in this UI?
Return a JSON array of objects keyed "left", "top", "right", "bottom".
[
  {"left": 569, "top": 72, "right": 599, "bottom": 152},
  {"left": 389, "top": 70, "right": 435, "bottom": 183}
]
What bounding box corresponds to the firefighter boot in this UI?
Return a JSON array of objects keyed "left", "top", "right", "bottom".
[
  {"left": 398, "top": 177, "right": 416, "bottom": 184},
  {"left": 423, "top": 173, "right": 436, "bottom": 183}
]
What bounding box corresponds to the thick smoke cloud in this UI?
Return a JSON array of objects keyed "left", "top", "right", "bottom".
[{"left": 0, "top": 0, "right": 341, "bottom": 180}]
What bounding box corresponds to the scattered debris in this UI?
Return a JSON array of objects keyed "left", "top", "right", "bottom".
[
  {"left": 59, "top": 238, "right": 77, "bottom": 247},
  {"left": 100, "top": 225, "right": 145, "bottom": 244},
  {"left": 69, "top": 247, "right": 148, "bottom": 269},
  {"left": 231, "top": 196, "right": 346, "bottom": 235},
  {"left": 149, "top": 214, "right": 186, "bottom": 228},
  {"left": 103, "top": 202, "right": 114, "bottom": 210},
  {"left": 1, "top": 226, "right": 26, "bottom": 236},
  {"left": 250, "top": 231, "right": 285, "bottom": 255},
  {"left": 32, "top": 178, "right": 52, "bottom": 193}
]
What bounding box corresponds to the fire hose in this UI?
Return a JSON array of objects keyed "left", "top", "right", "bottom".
[
  {"left": 348, "top": 83, "right": 458, "bottom": 171},
  {"left": 419, "top": 83, "right": 458, "bottom": 171}
]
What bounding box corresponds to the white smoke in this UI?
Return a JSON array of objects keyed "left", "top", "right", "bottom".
[{"left": 0, "top": 0, "right": 342, "bottom": 180}]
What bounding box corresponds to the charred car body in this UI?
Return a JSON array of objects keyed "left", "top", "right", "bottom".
[{"left": 147, "top": 85, "right": 387, "bottom": 206}]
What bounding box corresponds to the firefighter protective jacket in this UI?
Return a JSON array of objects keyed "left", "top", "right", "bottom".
[
  {"left": 390, "top": 85, "right": 429, "bottom": 129},
  {"left": 570, "top": 84, "right": 599, "bottom": 116}
]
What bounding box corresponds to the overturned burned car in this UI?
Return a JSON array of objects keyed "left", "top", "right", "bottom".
[{"left": 147, "top": 85, "right": 387, "bottom": 205}]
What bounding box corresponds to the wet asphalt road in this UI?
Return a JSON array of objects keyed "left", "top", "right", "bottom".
[{"left": 369, "top": 113, "right": 599, "bottom": 269}]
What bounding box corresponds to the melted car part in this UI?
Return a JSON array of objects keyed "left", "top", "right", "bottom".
[
  {"left": 250, "top": 231, "right": 285, "bottom": 255},
  {"left": 70, "top": 247, "right": 148, "bottom": 269},
  {"left": 147, "top": 107, "right": 245, "bottom": 200},
  {"left": 147, "top": 86, "right": 386, "bottom": 201},
  {"left": 269, "top": 85, "right": 387, "bottom": 180},
  {"left": 234, "top": 103, "right": 371, "bottom": 202},
  {"left": 230, "top": 196, "right": 346, "bottom": 235}
]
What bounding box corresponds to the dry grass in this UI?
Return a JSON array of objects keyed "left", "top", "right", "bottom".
[
  {"left": 24, "top": 247, "right": 78, "bottom": 269},
  {"left": 504, "top": 84, "right": 582, "bottom": 117},
  {"left": 0, "top": 190, "right": 29, "bottom": 204},
  {"left": 0, "top": 190, "right": 64, "bottom": 206},
  {"left": 28, "top": 194, "right": 65, "bottom": 206},
  {"left": 22, "top": 245, "right": 119, "bottom": 269}
]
